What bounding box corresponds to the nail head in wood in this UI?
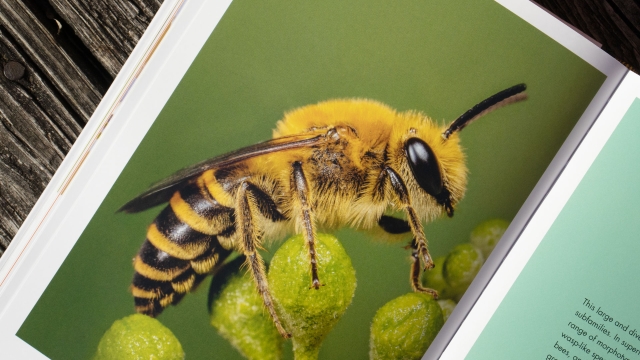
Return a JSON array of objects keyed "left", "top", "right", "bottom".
[{"left": 4, "top": 61, "right": 26, "bottom": 81}]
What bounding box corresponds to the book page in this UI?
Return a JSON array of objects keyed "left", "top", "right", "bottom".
[{"left": 0, "top": 0, "right": 626, "bottom": 359}]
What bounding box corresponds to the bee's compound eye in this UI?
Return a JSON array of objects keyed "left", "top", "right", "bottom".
[{"left": 405, "top": 138, "right": 444, "bottom": 197}]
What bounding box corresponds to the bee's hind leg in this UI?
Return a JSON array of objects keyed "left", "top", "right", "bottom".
[
  {"left": 291, "top": 161, "right": 322, "bottom": 290},
  {"left": 377, "top": 214, "right": 439, "bottom": 299},
  {"left": 236, "top": 182, "right": 291, "bottom": 338}
]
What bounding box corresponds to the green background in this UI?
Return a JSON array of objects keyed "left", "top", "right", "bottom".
[
  {"left": 18, "top": 0, "right": 606, "bottom": 359},
  {"left": 467, "top": 99, "right": 640, "bottom": 359}
]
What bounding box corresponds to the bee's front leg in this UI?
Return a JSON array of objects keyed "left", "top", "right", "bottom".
[
  {"left": 382, "top": 167, "right": 434, "bottom": 269},
  {"left": 377, "top": 214, "right": 439, "bottom": 298},
  {"left": 236, "top": 182, "right": 291, "bottom": 338},
  {"left": 290, "top": 161, "right": 322, "bottom": 290},
  {"left": 380, "top": 167, "right": 438, "bottom": 298},
  {"left": 409, "top": 238, "right": 439, "bottom": 298}
]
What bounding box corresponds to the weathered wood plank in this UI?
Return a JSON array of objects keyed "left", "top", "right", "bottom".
[
  {"left": 47, "top": 0, "right": 162, "bottom": 77},
  {"left": 0, "top": 29, "right": 82, "bottom": 150},
  {"left": 0, "top": 0, "right": 104, "bottom": 121}
]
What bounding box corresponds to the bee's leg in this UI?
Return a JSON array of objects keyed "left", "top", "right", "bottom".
[
  {"left": 236, "top": 181, "right": 291, "bottom": 338},
  {"left": 377, "top": 215, "right": 438, "bottom": 297},
  {"left": 382, "top": 167, "right": 435, "bottom": 270},
  {"left": 409, "top": 238, "right": 439, "bottom": 297},
  {"left": 290, "top": 161, "right": 322, "bottom": 290},
  {"left": 378, "top": 215, "right": 411, "bottom": 234}
]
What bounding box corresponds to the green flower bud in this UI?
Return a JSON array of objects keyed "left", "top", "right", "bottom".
[
  {"left": 443, "top": 244, "right": 485, "bottom": 300},
  {"left": 470, "top": 218, "right": 509, "bottom": 258},
  {"left": 94, "top": 314, "right": 184, "bottom": 360},
  {"left": 420, "top": 256, "right": 455, "bottom": 300},
  {"left": 437, "top": 299, "right": 457, "bottom": 322},
  {"left": 370, "top": 293, "right": 444, "bottom": 360},
  {"left": 269, "top": 233, "right": 356, "bottom": 360},
  {"left": 209, "top": 256, "right": 283, "bottom": 360}
]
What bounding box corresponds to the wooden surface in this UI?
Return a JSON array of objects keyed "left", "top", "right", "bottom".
[{"left": 0, "top": 0, "right": 638, "bottom": 256}]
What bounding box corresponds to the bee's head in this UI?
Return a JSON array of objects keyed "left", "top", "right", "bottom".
[
  {"left": 400, "top": 84, "right": 527, "bottom": 218},
  {"left": 404, "top": 136, "right": 455, "bottom": 216}
]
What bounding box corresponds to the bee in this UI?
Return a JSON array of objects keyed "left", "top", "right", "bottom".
[{"left": 121, "top": 84, "right": 527, "bottom": 338}]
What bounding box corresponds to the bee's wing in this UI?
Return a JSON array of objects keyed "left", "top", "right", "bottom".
[{"left": 118, "top": 134, "right": 323, "bottom": 213}]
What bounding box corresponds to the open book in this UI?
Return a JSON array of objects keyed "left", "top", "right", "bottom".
[{"left": 0, "top": 0, "right": 636, "bottom": 358}]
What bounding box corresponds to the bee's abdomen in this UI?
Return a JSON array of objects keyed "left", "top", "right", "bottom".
[{"left": 131, "top": 180, "right": 234, "bottom": 317}]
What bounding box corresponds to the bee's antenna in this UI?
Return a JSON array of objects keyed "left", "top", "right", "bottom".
[{"left": 442, "top": 84, "right": 527, "bottom": 140}]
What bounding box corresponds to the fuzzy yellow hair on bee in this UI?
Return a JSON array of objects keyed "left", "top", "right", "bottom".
[{"left": 120, "top": 84, "right": 527, "bottom": 338}]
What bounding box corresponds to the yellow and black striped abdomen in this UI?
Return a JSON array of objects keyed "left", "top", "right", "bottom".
[{"left": 131, "top": 178, "right": 235, "bottom": 317}]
